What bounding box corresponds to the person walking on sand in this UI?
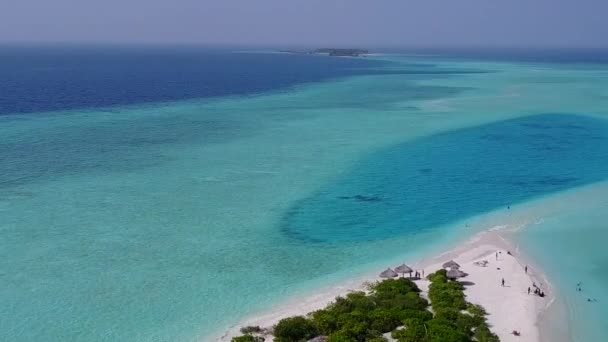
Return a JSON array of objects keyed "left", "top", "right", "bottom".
[
  {"left": 502, "top": 278, "right": 505, "bottom": 287},
  {"left": 525, "top": 265, "right": 528, "bottom": 274},
  {"left": 496, "top": 251, "right": 498, "bottom": 261},
  {"left": 528, "top": 287, "right": 531, "bottom": 295}
]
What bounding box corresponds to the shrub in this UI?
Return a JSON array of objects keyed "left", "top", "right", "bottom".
[
  {"left": 454, "top": 313, "right": 477, "bottom": 337},
  {"left": 474, "top": 323, "right": 500, "bottom": 342},
  {"left": 399, "top": 309, "right": 433, "bottom": 322},
  {"left": 368, "top": 308, "right": 401, "bottom": 333},
  {"left": 402, "top": 292, "right": 429, "bottom": 310},
  {"left": 240, "top": 326, "right": 262, "bottom": 334},
  {"left": 392, "top": 318, "right": 428, "bottom": 342},
  {"left": 367, "top": 337, "right": 388, "bottom": 342},
  {"left": 460, "top": 311, "right": 485, "bottom": 329},
  {"left": 434, "top": 308, "right": 461, "bottom": 322},
  {"left": 371, "top": 278, "right": 420, "bottom": 297},
  {"left": 327, "top": 329, "right": 356, "bottom": 342},
  {"left": 338, "top": 319, "right": 370, "bottom": 341},
  {"left": 465, "top": 303, "right": 489, "bottom": 327},
  {"left": 428, "top": 281, "right": 467, "bottom": 311},
  {"left": 325, "top": 319, "right": 377, "bottom": 342},
  {"left": 273, "top": 316, "right": 318, "bottom": 342},
  {"left": 329, "top": 296, "right": 356, "bottom": 316},
  {"left": 231, "top": 334, "right": 264, "bottom": 342},
  {"left": 426, "top": 319, "right": 469, "bottom": 342},
  {"left": 427, "top": 269, "right": 448, "bottom": 283},
  {"left": 311, "top": 309, "right": 338, "bottom": 335},
  {"left": 375, "top": 292, "right": 428, "bottom": 312},
  {"left": 466, "top": 303, "right": 487, "bottom": 317},
  {"left": 336, "top": 310, "right": 369, "bottom": 326},
  {"left": 345, "top": 292, "right": 376, "bottom": 312}
]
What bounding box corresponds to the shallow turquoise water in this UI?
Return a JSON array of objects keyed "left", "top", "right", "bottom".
[
  {"left": 517, "top": 188, "right": 608, "bottom": 341},
  {"left": 2, "top": 55, "right": 608, "bottom": 341}
]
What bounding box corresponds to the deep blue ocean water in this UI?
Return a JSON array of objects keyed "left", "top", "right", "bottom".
[
  {"left": 0, "top": 45, "right": 485, "bottom": 116},
  {"left": 283, "top": 114, "right": 608, "bottom": 243},
  {"left": 0, "top": 46, "right": 385, "bottom": 115}
]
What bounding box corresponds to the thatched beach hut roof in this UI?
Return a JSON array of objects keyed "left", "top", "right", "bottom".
[
  {"left": 442, "top": 260, "right": 461, "bottom": 269},
  {"left": 446, "top": 269, "right": 468, "bottom": 279},
  {"left": 379, "top": 268, "right": 398, "bottom": 278},
  {"left": 394, "top": 264, "right": 413, "bottom": 274}
]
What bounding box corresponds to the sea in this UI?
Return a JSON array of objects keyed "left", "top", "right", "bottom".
[{"left": 1, "top": 45, "right": 608, "bottom": 341}]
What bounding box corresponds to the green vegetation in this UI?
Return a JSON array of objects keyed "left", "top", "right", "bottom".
[
  {"left": 273, "top": 316, "right": 319, "bottom": 342},
  {"left": 414, "top": 269, "right": 500, "bottom": 342},
  {"left": 232, "top": 273, "right": 500, "bottom": 342},
  {"left": 427, "top": 270, "right": 467, "bottom": 311},
  {"left": 240, "top": 326, "right": 262, "bottom": 334},
  {"left": 231, "top": 334, "right": 264, "bottom": 342}
]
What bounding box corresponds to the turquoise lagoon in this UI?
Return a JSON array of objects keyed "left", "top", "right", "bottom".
[{"left": 2, "top": 51, "right": 608, "bottom": 341}]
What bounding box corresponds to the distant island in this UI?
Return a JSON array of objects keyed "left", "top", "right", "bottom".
[
  {"left": 312, "top": 48, "right": 369, "bottom": 57},
  {"left": 279, "top": 48, "right": 369, "bottom": 57}
]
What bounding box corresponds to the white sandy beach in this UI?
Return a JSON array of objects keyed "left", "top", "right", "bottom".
[
  {"left": 217, "top": 229, "right": 554, "bottom": 342},
  {"left": 413, "top": 231, "right": 551, "bottom": 342}
]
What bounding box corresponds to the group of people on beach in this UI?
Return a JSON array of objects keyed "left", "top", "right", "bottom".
[
  {"left": 495, "top": 249, "right": 545, "bottom": 298},
  {"left": 528, "top": 283, "right": 545, "bottom": 297}
]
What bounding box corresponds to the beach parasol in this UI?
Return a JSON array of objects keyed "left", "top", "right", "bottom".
[
  {"left": 442, "top": 260, "right": 461, "bottom": 269},
  {"left": 394, "top": 264, "right": 413, "bottom": 277},
  {"left": 446, "top": 269, "right": 468, "bottom": 280},
  {"left": 379, "top": 268, "right": 398, "bottom": 278}
]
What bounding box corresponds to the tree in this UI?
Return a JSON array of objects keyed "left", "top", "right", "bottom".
[{"left": 274, "top": 316, "right": 319, "bottom": 342}]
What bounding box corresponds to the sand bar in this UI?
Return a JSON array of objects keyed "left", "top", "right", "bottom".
[{"left": 217, "top": 229, "right": 554, "bottom": 342}]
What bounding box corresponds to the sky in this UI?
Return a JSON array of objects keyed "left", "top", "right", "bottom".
[{"left": 1, "top": 0, "right": 607, "bottom": 47}]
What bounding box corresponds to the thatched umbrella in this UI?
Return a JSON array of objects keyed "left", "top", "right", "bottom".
[
  {"left": 446, "top": 269, "right": 468, "bottom": 280},
  {"left": 379, "top": 268, "right": 398, "bottom": 278},
  {"left": 442, "top": 260, "right": 461, "bottom": 269},
  {"left": 395, "top": 264, "right": 413, "bottom": 277}
]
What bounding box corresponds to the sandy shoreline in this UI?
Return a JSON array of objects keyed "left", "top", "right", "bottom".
[{"left": 215, "top": 227, "right": 556, "bottom": 342}]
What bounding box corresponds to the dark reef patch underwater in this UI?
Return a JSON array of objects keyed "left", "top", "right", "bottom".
[{"left": 282, "top": 114, "right": 608, "bottom": 243}]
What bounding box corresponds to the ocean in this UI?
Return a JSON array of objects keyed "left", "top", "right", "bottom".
[{"left": 1, "top": 46, "right": 608, "bottom": 341}]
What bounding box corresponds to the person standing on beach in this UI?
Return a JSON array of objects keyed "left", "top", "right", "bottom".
[
  {"left": 525, "top": 266, "right": 528, "bottom": 274},
  {"left": 528, "top": 287, "right": 531, "bottom": 295},
  {"left": 501, "top": 278, "right": 505, "bottom": 287},
  {"left": 495, "top": 252, "right": 498, "bottom": 261}
]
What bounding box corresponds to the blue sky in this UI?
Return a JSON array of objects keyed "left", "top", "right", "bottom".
[{"left": 1, "top": 0, "right": 606, "bottom": 47}]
